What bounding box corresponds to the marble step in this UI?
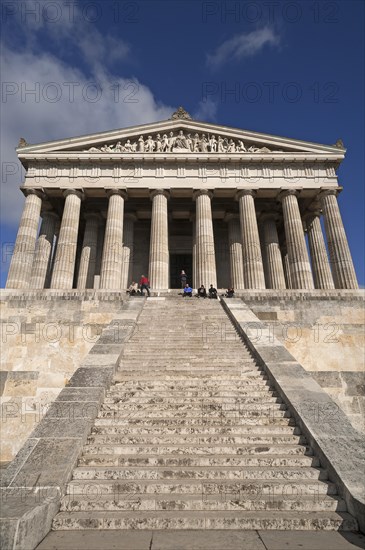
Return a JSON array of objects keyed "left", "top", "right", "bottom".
[
  {"left": 52, "top": 510, "right": 358, "bottom": 531},
  {"left": 103, "top": 396, "right": 286, "bottom": 407},
  {"left": 66, "top": 478, "right": 337, "bottom": 496},
  {"left": 93, "top": 415, "right": 294, "bottom": 427},
  {"left": 71, "top": 466, "right": 328, "bottom": 482},
  {"left": 82, "top": 444, "right": 309, "bottom": 456},
  {"left": 111, "top": 381, "right": 274, "bottom": 390},
  {"left": 78, "top": 454, "right": 319, "bottom": 468},
  {"left": 59, "top": 493, "right": 344, "bottom": 513},
  {"left": 88, "top": 436, "right": 306, "bottom": 452},
  {"left": 96, "top": 414, "right": 293, "bottom": 425}
]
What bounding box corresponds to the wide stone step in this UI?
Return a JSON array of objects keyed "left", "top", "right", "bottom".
[
  {"left": 111, "top": 381, "right": 274, "bottom": 390},
  {"left": 71, "top": 465, "right": 327, "bottom": 481},
  {"left": 88, "top": 436, "right": 306, "bottom": 452},
  {"left": 104, "top": 395, "right": 284, "bottom": 404},
  {"left": 78, "top": 454, "right": 319, "bottom": 468},
  {"left": 97, "top": 412, "right": 293, "bottom": 424},
  {"left": 52, "top": 510, "right": 358, "bottom": 531},
  {"left": 66, "top": 478, "right": 337, "bottom": 496},
  {"left": 59, "top": 493, "right": 344, "bottom": 513},
  {"left": 81, "top": 443, "right": 309, "bottom": 456},
  {"left": 100, "top": 400, "right": 288, "bottom": 412}
]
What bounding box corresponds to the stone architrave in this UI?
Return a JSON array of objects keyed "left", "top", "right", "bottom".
[
  {"left": 261, "top": 213, "right": 286, "bottom": 289},
  {"left": 225, "top": 214, "right": 244, "bottom": 289},
  {"left": 318, "top": 189, "right": 358, "bottom": 289},
  {"left": 236, "top": 190, "right": 265, "bottom": 289},
  {"left": 149, "top": 190, "right": 170, "bottom": 290},
  {"left": 193, "top": 190, "right": 217, "bottom": 289},
  {"left": 50, "top": 189, "right": 83, "bottom": 289},
  {"left": 30, "top": 209, "right": 59, "bottom": 289},
  {"left": 278, "top": 190, "right": 314, "bottom": 290},
  {"left": 100, "top": 190, "right": 127, "bottom": 290},
  {"left": 120, "top": 214, "right": 137, "bottom": 289},
  {"left": 77, "top": 213, "right": 100, "bottom": 290},
  {"left": 304, "top": 211, "right": 335, "bottom": 289},
  {"left": 6, "top": 189, "right": 44, "bottom": 289}
]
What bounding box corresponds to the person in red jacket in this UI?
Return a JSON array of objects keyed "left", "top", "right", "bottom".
[{"left": 139, "top": 275, "right": 150, "bottom": 297}]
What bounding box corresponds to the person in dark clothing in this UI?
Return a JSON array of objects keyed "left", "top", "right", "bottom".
[
  {"left": 225, "top": 288, "right": 235, "bottom": 298},
  {"left": 180, "top": 270, "right": 187, "bottom": 288},
  {"left": 139, "top": 275, "right": 150, "bottom": 297},
  {"left": 196, "top": 285, "right": 207, "bottom": 298},
  {"left": 183, "top": 283, "right": 193, "bottom": 297},
  {"left": 208, "top": 284, "right": 217, "bottom": 299}
]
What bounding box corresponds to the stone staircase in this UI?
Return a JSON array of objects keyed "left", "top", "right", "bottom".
[{"left": 52, "top": 297, "right": 357, "bottom": 531}]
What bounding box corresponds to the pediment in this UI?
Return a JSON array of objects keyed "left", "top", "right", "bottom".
[{"left": 16, "top": 118, "right": 345, "bottom": 158}]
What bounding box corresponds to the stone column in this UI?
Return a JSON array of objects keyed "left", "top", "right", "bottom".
[
  {"left": 30, "top": 209, "right": 59, "bottom": 289},
  {"left": 225, "top": 214, "right": 244, "bottom": 289},
  {"left": 282, "top": 248, "right": 292, "bottom": 289},
  {"left": 100, "top": 190, "right": 127, "bottom": 290},
  {"left": 193, "top": 190, "right": 217, "bottom": 288},
  {"left": 45, "top": 218, "right": 60, "bottom": 288},
  {"left": 77, "top": 213, "right": 100, "bottom": 290},
  {"left": 304, "top": 211, "right": 335, "bottom": 289},
  {"left": 50, "top": 189, "right": 83, "bottom": 289},
  {"left": 261, "top": 213, "right": 286, "bottom": 289},
  {"left": 149, "top": 190, "right": 170, "bottom": 290},
  {"left": 278, "top": 190, "right": 314, "bottom": 289},
  {"left": 120, "top": 213, "right": 137, "bottom": 289},
  {"left": 6, "top": 189, "right": 44, "bottom": 289},
  {"left": 236, "top": 190, "right": 265, "bottom": 289},
  {"left": 191, "top": 215, "right": 197, "bottom": 289},
  {"left": 318, "top": 189, "right": 358, "bottom": 289}
]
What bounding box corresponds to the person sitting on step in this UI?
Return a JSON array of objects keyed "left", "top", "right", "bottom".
[
  {"left": 183, "top": 283, "right": 193, "bottom": 297},
  {"left": 208, "top": 284, "right": 218, "bottom": 299},
  {"left": 224, "top": 287, "right": 235, "bottom": 298},
  {"left": 196, "top": 284, "right": 207, "bottom": 298},
  {"left": 126, "top": 281, "right": 138, "bottom": 295}
]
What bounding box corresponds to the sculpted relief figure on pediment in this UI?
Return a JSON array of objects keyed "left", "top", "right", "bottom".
[{"left": 83, "top": 129, "right": 281, "bottom": 155}]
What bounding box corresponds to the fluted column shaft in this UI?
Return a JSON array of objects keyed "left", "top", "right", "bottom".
[
  {"left": 30, "top": 211, "right": 58, "bottom": 289},
  {"left": 225, "top": 214, "right": 244, "bottom": 289},
  {"left": 50, "top": 190, "right": 83, "bottom": 289},
  {"left": 194, "top": 190, "right": 217, "bottom": 288},
  {"left": 305, "top": 212, "right": 335, "bottom": 289},
  {"left": 237, "top": 190, "right": 265, "bottom": 289},
  {"left": 149, "top": 190, "right": 169, "bottom": 289},
  {"left": 262, "top": 215, "right": 286, "bottom": 289},
  {"left": 77, "top": 213, "right": 100, "bottom": 289},
  {"left": 6, "top": 190, "right": 43, "bottom": 289},
  {"left": 120, "top": 214, "right": 136, "bottom": 289},
  {"left": 191, "top": 216, "right": 197, "bottom": 289},
  {"left": 319, "top": 190, "right": 358, "bottom": 289},
  {"left": 100, "top": 190, "right": 126, "bottom": 289},
  {"left": 282, "top": 250, "right": 292, "bottom": 289},
  {"left": 279, "top": 190, "right": 314, "bottom": 289}
]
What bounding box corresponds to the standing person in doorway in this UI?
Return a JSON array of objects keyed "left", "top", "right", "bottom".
[
  {"left": 180, "top": 269, "right": 187, "bottom": 288},
  {"left": 139, "top": 275, "right": 150, "bottom": 297}
]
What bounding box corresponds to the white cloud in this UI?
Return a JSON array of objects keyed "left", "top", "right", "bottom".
[
  {"left": 207, "top": 27, "right": 281, "bottom": 69},
  {"left": 193, "top": 98, "right": 218, "bottom": 122},
  {"left": 0, "top": 45, "right": 173, "bottom": 228}
]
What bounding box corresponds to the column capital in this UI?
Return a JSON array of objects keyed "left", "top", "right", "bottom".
[
  {"left": 277, "top": 188, "right": 298, "bottom": 202},
  {"left": 106, "top": 188, "right": 127, "bottom": 200},
  {"left": 22, "top": 188, "right": 46, "bottom": 200},
  {"left": 303, "top": 210, "right": 321, "bottom": 223},
  {"left": 224, "top": 212, "right": 240, "bottom": 223},
  {"left": 63, "top": 188, "right": 84, "bottom": 200},
  {"left": 124, "top": 212, "right": 138, "bottom": 223},
  {"left": 193, "top": 189, "right": 213, "bottom": 201},
  {"left": 235, "top": 189, "right": 257, "bottom": 200},
  {"left": 317, "top": 187, "right": 341, "bottom": 200},
  {"left": 41, "top": 209, "right": 59, "bottom": 222},
  {"left": 83, "top": 212, "right": 102, "bottom": 223},
  {"left": 260, "top": 211, "right": 279, "bottom": 223},
  {"left": 150, "top": 189, "right": 170, "bottom": 200}
]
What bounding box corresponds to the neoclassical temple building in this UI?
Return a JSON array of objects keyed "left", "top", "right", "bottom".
[{"left": 6, "top": 107, "right": 358, "bottom": 291}]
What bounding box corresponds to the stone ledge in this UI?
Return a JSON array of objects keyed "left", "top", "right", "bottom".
[
  {"left": 221, "top": 297, "right": 365, "bottom": 534},
  {"left": 0, "top": 298, "right": 144, "bottom": 550}
]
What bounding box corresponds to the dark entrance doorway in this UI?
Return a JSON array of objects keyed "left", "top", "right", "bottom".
[{"left": 170, "top": 254, "right": 193, "bottom": 288}]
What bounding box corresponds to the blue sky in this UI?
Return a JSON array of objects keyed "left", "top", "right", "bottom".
[{"left": 1, "top": 0, "right": 364, "bottom": 286}]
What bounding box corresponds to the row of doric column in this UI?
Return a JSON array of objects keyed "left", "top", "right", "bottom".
[{"left": 5, "top": 188, "right": 358, "bottom": 291}]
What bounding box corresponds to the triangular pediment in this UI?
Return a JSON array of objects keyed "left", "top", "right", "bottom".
[{"left": 16, "top": 118, "right": 345, "bottom": 158}]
